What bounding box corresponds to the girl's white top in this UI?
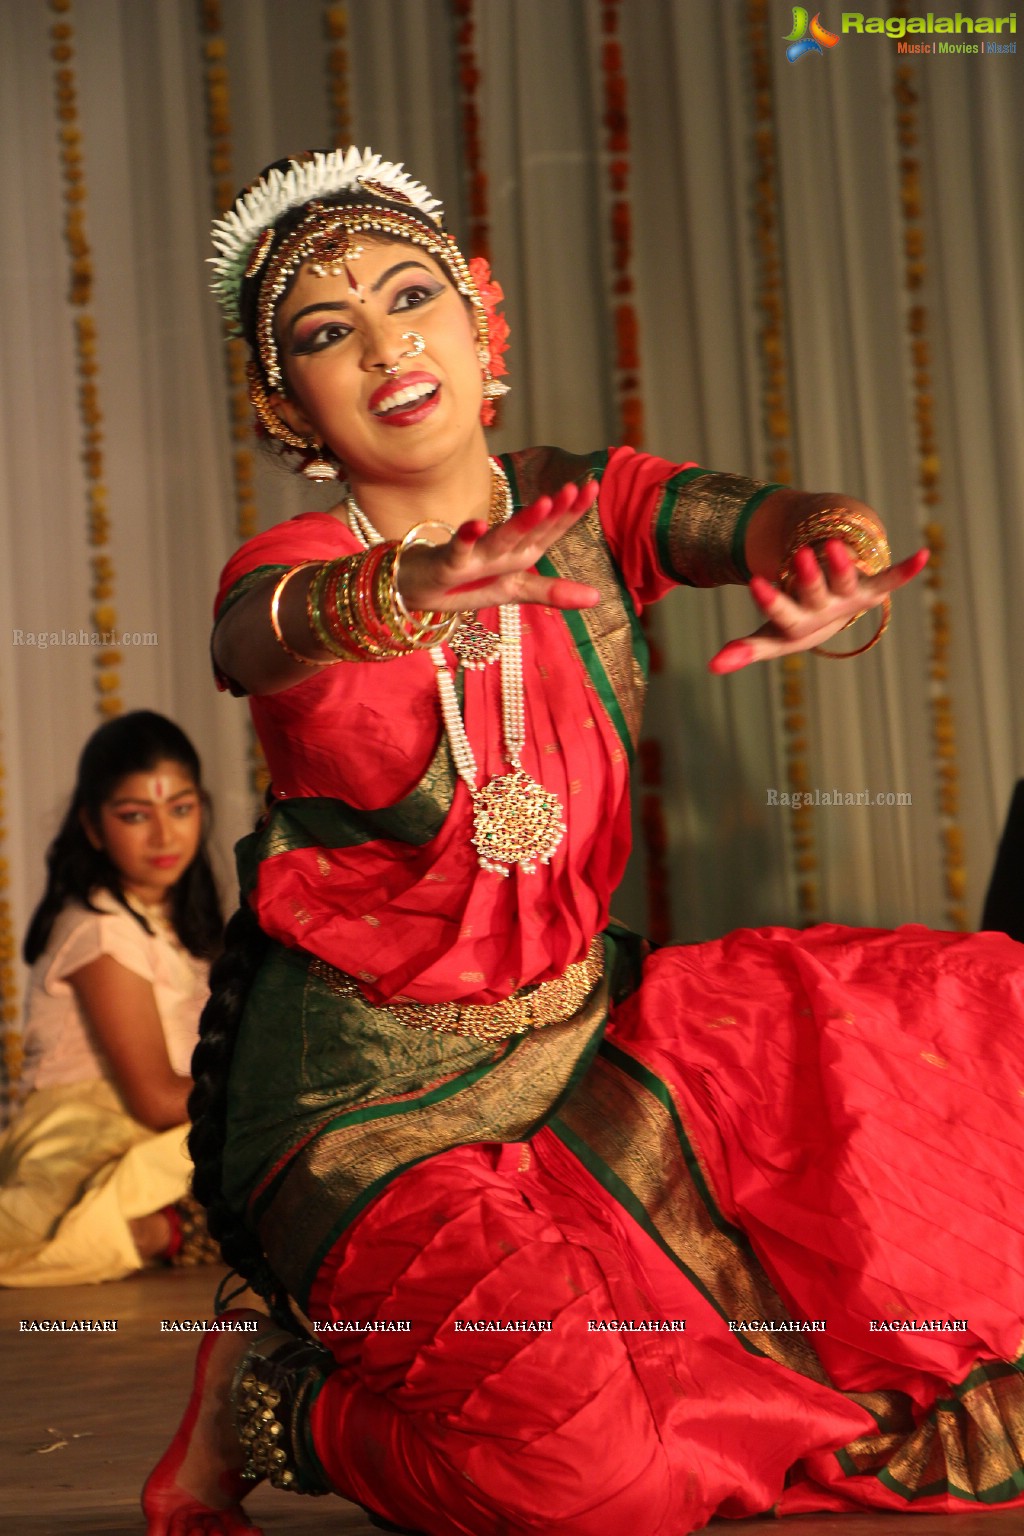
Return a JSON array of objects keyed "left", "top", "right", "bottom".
[{"left": 21, "top": 891, "right": 209, "bottom": 1094}]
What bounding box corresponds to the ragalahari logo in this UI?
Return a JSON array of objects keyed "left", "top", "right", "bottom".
[{"left": 785, "top": 8, "right": 841, "bottom": 62}]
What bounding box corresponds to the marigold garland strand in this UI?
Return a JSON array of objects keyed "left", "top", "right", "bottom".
[
  {"left": 452, "top": 0, "right": 491, "bottom": 263},
  {"left": 197, "top": 1, "right": 259, "bottom": 547},
  {"left": 747, "top": 0, "right": 820, "bottom": 923},
  {"left": 196, "top": 0, "right": 268, "bottom": 801},
  {"left": 891, "top": 11, "right": 967, "bottom": 929},
  {"left": 452, "top": 0, "right": 505, "bottom": 430},
  {"left": 323, "top": 2, "right": 353, "bottom": 147},
  {"left": 49, "top": 0, "right": 124, "bottom": 722},
  {"left": 594, "top": 0, "right": 672, "bottom": 943}
]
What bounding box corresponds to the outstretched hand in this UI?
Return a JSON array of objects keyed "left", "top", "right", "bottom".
[
  {"left": 708, "top": 539, "right": 930, "bottom": 673},
  {"left": 395, "top": 480, "right": 602, "bottom": 614}
]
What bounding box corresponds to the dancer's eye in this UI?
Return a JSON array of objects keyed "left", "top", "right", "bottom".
[
  {"left": 392, "top": 281, "right": 442, "bottom": 312},
  {"left": 292, "top": 319, "right": 353, "bottom": 354}
]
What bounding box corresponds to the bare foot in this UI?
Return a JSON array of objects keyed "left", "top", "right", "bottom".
[{"left": 142, "top": 1308, "right": 272, "bottom": 1535}]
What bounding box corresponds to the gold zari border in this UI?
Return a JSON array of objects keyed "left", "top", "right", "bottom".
[
  {"left": 555, "top": 1053, "right": 831, "bottom": 1383},
  {"left": 512, "top": 447, "right": 646, "bottom": 751},
  {"left": 842, "top": 1368, "right": 1024, "bottom": 1500},
  {"left": 664, "top": 472, "right": 764, "bottom": 587},
  {"left": 257, "top": 973, "right": 609, "bottom": 1302}
]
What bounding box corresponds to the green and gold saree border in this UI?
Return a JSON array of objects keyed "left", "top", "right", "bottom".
[
  {"left": 555, "top": 1040, "right": 1024, "bottom": 1505},
  {"left": 836, "top": 1356, "right": 1024, "bottom": 1504},
  {"left": 551, "top": 1040, "right": 831, "bottom": 1382},
  {"left": 235, "top": 712, "right": 459, "bottom": 896},
  {"left": 654, "top": 471, "right": 781, "bottom": 587},
  {"left": 253, "top": 958, "right": 611, "bottom": 1307},
  {"left": 217, "top": 562, "right": 293, "bottom": 621},
  {"left": 502, "top": 448, "right": 648, "bottom": 759}
]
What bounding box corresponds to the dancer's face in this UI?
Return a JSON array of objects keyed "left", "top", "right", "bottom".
[
  {"left": 272, "top": 238, "right": 485, "bottom": 482},
  {"left": 83, "top": 759, "right": 202, "bottom": 906}
]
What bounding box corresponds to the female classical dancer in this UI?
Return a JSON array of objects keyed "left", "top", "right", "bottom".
[
  {"left": 0, "top": 711, "right": 221, "bottom": 1284},
  {"left": 144, "top": 151, "right": 1024, "bottom": 1535}
]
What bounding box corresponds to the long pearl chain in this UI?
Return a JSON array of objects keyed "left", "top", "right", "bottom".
[{"left": 344, "top": 461, "right": 565, "bottom": 875}]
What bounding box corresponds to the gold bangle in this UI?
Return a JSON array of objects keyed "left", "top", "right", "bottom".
[
  {"left": 269, "top": 563, "right": 336, "bottom": 666},
  {"left": 308, "top": 551, "right": 417, "bottom": 662},
  {"left": 777, "top": 507, "right": 891, "bottom": 591},
  {"left": 777, "top": 506, "right": 892, "bottom": 658},
  {"left": 308, "top": 559, "right": 380, "bottom": 660},
  {"left": 391, "top": 522, "right": 462, "bottom": 648},
  {"left": 306, "top": 561, "right": 354, "bottom": 659},
  {"left": 390, "top": 546, "right": 461, "bottom": 647},
  {"left": 813, "top": 596, "right": 891, "bottom": 658}
]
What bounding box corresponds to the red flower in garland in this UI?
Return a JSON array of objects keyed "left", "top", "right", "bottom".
[{"left": 470, "top": 255, "right": 509, "bottom": 426}]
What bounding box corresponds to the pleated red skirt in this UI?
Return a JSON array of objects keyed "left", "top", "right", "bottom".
[{"left": 305, "top": 924, "right": 1024, "bottom": 1534}]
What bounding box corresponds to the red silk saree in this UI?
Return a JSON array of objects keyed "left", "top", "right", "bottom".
[{"left": 214, "top": 448, "right": 1024, "bottom": 1532}]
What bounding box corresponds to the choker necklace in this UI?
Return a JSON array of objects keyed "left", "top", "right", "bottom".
[{"left": 345, "top": 460, "right": 566, "bottom": 876}]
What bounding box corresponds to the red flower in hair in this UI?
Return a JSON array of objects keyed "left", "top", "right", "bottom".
[{"left": 470, "top": 256, "right": 509, "bottom": 426}]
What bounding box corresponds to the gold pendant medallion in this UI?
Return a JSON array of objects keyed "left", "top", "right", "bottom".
[
  {"left": 471, "top": 769, "right": 566, "bottom": 876},
  {"left": 450, "top": 615, "right": 501, "bottom": 669}
]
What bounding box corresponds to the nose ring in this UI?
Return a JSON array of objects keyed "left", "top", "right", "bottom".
[{"left": 383, "top": 331, "right": 425, "bottom": 377}]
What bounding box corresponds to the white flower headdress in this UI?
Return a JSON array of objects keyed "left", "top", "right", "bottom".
[{"left": 209, "top": 147, "right": 445, "bottom": 332}]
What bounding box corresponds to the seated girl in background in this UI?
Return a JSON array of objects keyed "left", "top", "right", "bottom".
[{"left": 0, "top": 710, "right": 223, "bottom": 1286}]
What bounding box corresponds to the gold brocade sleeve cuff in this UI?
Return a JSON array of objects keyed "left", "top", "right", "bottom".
[{"left": 654, "top": 469, "right": 783, "bottom": 588}]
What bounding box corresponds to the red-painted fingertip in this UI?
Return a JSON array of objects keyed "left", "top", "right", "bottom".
[
  {"left": 709, "top": 640, "right": 754, "bottom": 674},
  {"left": 905, "top": 547, "right": 930, "bottom": 575},
  {"left": 793, "top": 544, "right": 821, "bottom": 579},
  {"left": 749, "top": 575, "right": 777, "bottom": 608},
  {"left": 456, "top": 518, "right": 488, "bottom": 542},
  {"left": 549, "top": 580, "right": 602, "bottom": 609},
  {"left": 516, "top": 496, "right": 553, "bottom": 530},
  {"left": 823, "top": 537, "right": 855, "bottom": 570}
]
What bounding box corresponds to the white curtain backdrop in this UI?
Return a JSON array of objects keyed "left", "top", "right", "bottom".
[{"left": 0, "top": 0, "right": 1021, "bottom": 1062}]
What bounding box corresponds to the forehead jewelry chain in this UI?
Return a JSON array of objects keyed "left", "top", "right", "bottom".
[{"left": 345, "top": 461, "right": 566, "bottom": 876}]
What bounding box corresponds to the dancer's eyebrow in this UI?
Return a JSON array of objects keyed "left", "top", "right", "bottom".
[{"left": 286, "top": 262, "right": 438, "bottom": 332}]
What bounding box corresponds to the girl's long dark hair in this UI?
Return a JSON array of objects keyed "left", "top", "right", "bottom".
[{"left": 23, "top": 710, "right": 222, "bottom": 964}]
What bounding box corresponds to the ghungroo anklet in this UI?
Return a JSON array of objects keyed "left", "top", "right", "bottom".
[{"left": 233, "top": 1330, "right": 335, "bottom": 1495}]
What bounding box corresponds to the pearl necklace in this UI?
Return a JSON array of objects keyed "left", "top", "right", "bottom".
[{"left": 344, "top": 461, "right": 565, "bottom": 876}]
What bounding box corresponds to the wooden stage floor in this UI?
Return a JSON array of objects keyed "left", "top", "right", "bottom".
[{"left": 1, "top": 1266, "right": 1019, "bottom": 1535}]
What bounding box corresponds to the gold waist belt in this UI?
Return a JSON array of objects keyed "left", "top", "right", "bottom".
[{"left": 309, "top": 936, "right": 605, "bottom": 1042}]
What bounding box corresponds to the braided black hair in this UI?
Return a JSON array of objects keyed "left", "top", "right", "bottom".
[{"left": 187, "top": 901, "right": 301, "bottom": 1329}]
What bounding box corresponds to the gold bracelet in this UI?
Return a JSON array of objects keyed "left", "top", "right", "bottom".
[
  {"left": 389, "top": 522, "right": 462, "bottom": 648},
  {"left": 813, "top": 597, "right": 891, "bottom": 658},
  {"left": 778, "top": 508, "right": 890, "bottom": 587},
  {"left": 306, "top": 561, "right": 356, "bottom": 659},
  {"left": 269, "top": 563, "right": 337, "bottom": 666},
  {"left": 307, "top": 551, "right": 420, "bottom": 662},
  {"left": 389, "top": 547, "right": 461, "bottom": 647},
  {"left": 777, "top": 507, "right": 891, "bottom": 660}
]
